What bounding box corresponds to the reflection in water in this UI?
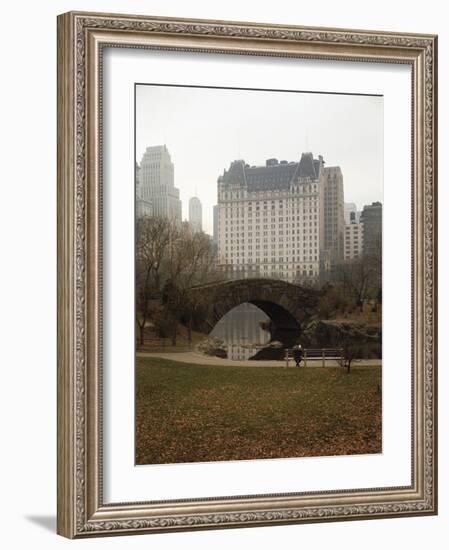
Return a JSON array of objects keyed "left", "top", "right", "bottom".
[{"left": 210, "top": 303, "right": 271, "bottom": 360}]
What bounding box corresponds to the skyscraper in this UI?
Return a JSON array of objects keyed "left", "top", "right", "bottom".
[
  {"left": 135, "top": 162, "right": 153, "bottom": 218},
  {"left": 361, "top": 201, "right": 382, "bottom": 257},
  {"left": 188, "top": 197, "right": 203, "bottom": 232},
  {"left": 139, "top": 145, "right": 182, "bottom": 222},
  {"left": 322, "top": 166, "right": 345, "bottom": 266}
]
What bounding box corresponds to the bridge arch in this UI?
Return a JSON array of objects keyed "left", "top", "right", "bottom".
[{"left": 187, "top": 278, "right": 321, "bottom": 346}]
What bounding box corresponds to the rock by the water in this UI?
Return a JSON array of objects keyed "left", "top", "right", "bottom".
[
  {"left": 251, "top": 340, "right": 284, "bottom": 360},
  {"left": 195, "top": 337, "right": 228, "bottom": 358}
]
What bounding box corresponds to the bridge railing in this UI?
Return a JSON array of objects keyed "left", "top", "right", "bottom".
[{"left": 285, "top": 348, "right": 343, "bottom": 368}]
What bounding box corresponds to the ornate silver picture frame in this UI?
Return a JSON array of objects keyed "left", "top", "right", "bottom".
[{"left": 57, "top": 11, "right": 437, "bottom": 538}]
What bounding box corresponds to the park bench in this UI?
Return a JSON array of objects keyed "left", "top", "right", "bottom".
[{"left": 285, "top": 348, "right": 343, "bottom": 367}]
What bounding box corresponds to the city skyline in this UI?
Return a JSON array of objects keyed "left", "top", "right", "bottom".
[
  {"left": 136, "top": 146, "right": 382, "bottom": 240},
  {"left": 136, "top": 84, "right": 383, "bottom": 234},
  {"left": 135, "top": 142, "right": 382, "bottom": 283}
]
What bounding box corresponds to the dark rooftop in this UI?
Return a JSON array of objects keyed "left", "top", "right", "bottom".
[{"left": 219, "top": 153, "right": 324, "bottom": 191}]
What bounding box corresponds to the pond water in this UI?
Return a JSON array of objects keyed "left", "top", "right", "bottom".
[{"left": 210, "top": 303, "right": 271, "bottom": 360}]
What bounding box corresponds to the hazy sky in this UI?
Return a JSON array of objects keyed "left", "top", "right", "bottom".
[{"left": 136, "top": 84, "right": 383, "bottom": 235}]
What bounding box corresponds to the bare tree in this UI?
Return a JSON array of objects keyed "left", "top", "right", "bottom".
[
  {"left": 317, "top": 283, "right": 352, "bottom": 319},
  {"left": 338, "top": 338, "right": 362, "bottom": 373},
  {"left": 136, "top": 218, "right": 220, "bottom": 347},
  {"left": 163, "top": 224, "right": 219, "bottom": 343},
  {"left": 135, "top": 217, "right": 177, "bottom": 345},
  {"left": 335, "top": 254, "right": 379, "bottom": 312}
]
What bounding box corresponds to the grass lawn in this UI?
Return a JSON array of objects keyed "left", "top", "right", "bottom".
[{"left": 136, "top": 357, "right": 382, "bottom": 465}]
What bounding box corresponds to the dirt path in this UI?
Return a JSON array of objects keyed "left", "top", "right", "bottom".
[{"left": 136, "top": 351, "right": 381, "bottom": 368}]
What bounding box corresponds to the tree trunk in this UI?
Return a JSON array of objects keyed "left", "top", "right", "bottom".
[
  {"left": 171, "top": 324, "right": 177, "bottom": 346},
  {"left": 139, "top": 323, "right": 145, "bottom": 346}
]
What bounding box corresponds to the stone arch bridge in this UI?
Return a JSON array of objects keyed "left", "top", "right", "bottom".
[{"left": 186, "top": 278, "right": 322, "bottom": 346}]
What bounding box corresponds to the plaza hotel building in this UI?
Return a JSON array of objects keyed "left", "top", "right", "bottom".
[{"left": 217, "top": 153, "right": 344, "bottom": 283}]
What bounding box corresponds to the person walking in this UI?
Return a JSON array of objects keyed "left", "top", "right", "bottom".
[{"left": 293, "top": 344, "right": 303, "bottom": 367}]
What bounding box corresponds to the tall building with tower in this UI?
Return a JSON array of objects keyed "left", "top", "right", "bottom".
[
  {"left": 188, "top": 197, "right": 203, "bottom": 232},
  {"left": 138, "top": 145, "right": 182, "bottom": 222}
]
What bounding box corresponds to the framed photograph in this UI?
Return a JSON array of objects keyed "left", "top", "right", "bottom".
[{"left": 57, "top": 11, "right": 437, "bottom": 538}]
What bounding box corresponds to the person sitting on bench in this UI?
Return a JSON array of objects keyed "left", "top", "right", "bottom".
[{"left": 293, "top": 344, "right": 303, "bottom": 367}]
